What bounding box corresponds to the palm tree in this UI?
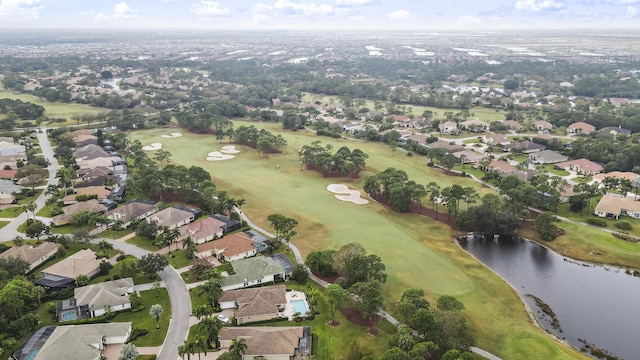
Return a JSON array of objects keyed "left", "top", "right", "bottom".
[
  {"left": 199, "top": 316, "right": 222, "bottom": 348},
  {"left": 178, "top": 343, "right": 190, "bottom": 360},
  {"left": 97, "top": 240, "right": 114, "bottom": 257},
  {"left": 149, "top": 304, "right": 163, "bottom": 329},
  {"left": 230, "top": 338, "right": 248, "bottom": 357},
  {"left": 23, "top": 201, "right": 36, "bottom": 221},
  {"left": 197, "top": 279, "right": 222, "bottom": 307},
  {"left": 193, "top": 335, "right": 208, "bottom": 360}
]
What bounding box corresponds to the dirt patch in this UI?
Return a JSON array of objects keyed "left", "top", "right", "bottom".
[
  {"left": 310, "top": 270, "right": 338, "bottom": 284},
  {"left": 327, "top": 320, "right": 340, "bottom": 326},
  {"left": 339, "top": 306, "right": 380, "bottom": 329}
]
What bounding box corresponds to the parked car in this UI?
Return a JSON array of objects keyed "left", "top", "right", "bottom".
[{"left": 217, "top": 314, "right": 230, "bottom": 324}]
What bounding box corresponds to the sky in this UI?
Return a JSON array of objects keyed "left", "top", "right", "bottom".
[{"left": 0, "top": 0, "right": 639, "bottom": 30}]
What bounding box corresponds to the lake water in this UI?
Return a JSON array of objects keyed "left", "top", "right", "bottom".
[{"left": 459, "top": 236, "right": 640, "bottom": 360}]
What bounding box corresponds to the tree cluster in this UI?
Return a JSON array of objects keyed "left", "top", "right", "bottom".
[
  {"left": 306, "top": 242, "right": 386, "bottom": 289},
  {"left": 299, "top": 141, "right": 368, "bottom": 178},
  {"left": 364, "top": 168, "right": 426, "bottom": 212}
]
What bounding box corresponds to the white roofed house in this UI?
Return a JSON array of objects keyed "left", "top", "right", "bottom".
[
  {"left": 147, "top": 206, "right": 195, "bottom": 229},
  {"left": 594, "top": 193, "right": 640, "bottom": 219},
  {"left": 482, "top": 133, "right": 511, "bottom": 146},
  {"left": 57, "top": 277, "right": 134, "bottom": 321},
  {"left": 439, "top": 121, "right": 458, "bottom": 134},
  {"left": 459, "top": 119, "right": 490, "bottom": 133},
  {"left": 0, "top": 242, "right": 60, "bottom": 272}
]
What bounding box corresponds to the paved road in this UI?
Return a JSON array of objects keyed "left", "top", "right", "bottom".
[
  {"left": 92, "top": 238, "right": 191, "bottom": 360},
  {"left": 0, "top": 129, "right": 59, "bottom": 242}
]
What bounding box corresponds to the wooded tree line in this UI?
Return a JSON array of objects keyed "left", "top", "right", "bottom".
[{"left": 0, "top": 98, "right": 45, "bottom": 119}]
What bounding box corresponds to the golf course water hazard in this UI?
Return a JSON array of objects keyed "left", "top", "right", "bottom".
[{"left": 460, "top": 236, "right": 640, "bottom": 360}]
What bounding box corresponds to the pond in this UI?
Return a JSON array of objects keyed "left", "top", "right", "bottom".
[{"left": 459, "top": 236, "right": 640, "bottom": 360}]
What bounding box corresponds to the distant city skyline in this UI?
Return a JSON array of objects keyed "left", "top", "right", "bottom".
[{"left": 0, "top": 0, "right": 639, "bottom": 30}]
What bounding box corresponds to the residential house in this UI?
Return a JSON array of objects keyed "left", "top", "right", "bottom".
[
  {"left": 424, "top": 141, "right": 465, "bottom": 153},
  {"left": 75, "top": 144, "right": 110, "bottom": 161},
  {"left": 452, "top": 150, "right": 486, "bottom": 163},
  {"left": 555, "top": 159, "right": 604, "bottom": 175},
  {"left": 221, "top": 256, "right": 285, "bottom": 291},
  {"left": 594, "top": 193, "right": 640, "bottom": 219},
  {"left": 62, "top": 186, "right": 111, "bottom": 205},
  {"left": 0, "top": 178, "right": 21, "bottom": 204},
  {"left": 402, "top": 133, "right": 428, "bottom": 146},
  {"left": 593, "top": 171, "right": 640, "bottom": 185},
  {"left": 610, "top": 98, "right": 630, "bottom": 107},
  {"left": 0, "top": 242, "right": 60, "bottom": 272},
  {"left": 13, "top": 322, "right": 132, "bottom": 360},
  {"left": 504, "top": 141, "right": 546, "bottom": 153},
  {"left": 105, "top": 199, "right": 158, "bottom": 227},
  {"left": 52, "top": 199, "right": 108, "bottom": 226},
  {"left": 601, "top": 127, "right": 632, "bottom": 138},
  {"left": 502, "top": 120, "right": 524, "bottom": 131},
  {"left": 528, "top": 150, "right": 568, "bottom": 164},
  {"left": 482, "top": 133, "right": 511, "bottom": 146},
  {"left": 439, "top": 121, "right": 458, "bottom": 134},
  {"left": 487, "top": 160, "right": 518, "bottom": 173},
  {"left": 147, "top": 206, "right": 195, "bottom": 229},
  {"left": 57, "top": 278, "right": 134, "bottom": 321},
  {"left": 0, "top": 168, "right": 17, "bottom": 179},
  {"left": 196, "top": 232, "right": 257, "bottom": 262},
  {"left": 533, "top": 120, "right": 553, "bottom": 132},
  {"left": 36, "top": 249, "right": 102, "bottom": 291},
  {"left": 210, "top": 214, "right": 242, "bottom": 234},
  {"left": 219, "top": 285, "right": 287, "bottom": 324},
  {"left": 567, "top": 121, "right": 596, "bottom": 134},
  {"left": 459, "top": 119, "right": 490, "bottom": 132},
  {"left": 218, "top": 326, "right": 312, "bottom": 360},
  {"left": 179, "top": 216, "right": 226, "bottom": 244},
  {"left": 78, "top": 166, "right": 112, "bottom": 182}
]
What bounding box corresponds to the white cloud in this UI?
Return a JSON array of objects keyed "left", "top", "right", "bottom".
[
  {"left": 189, "top": 1, "right": 230, "bottom": 16},
  {"left": 160, "top": 0, "right": 179, "bottom": 3},
  {"left": 274, "top": 0, "right": 336, "bottom": 15},
  {"left": 625, "top": 5, "right": 639, "bottom": 17},
  {"left": 251, "top": 2, "right": 273, "bottom": 14},
  {"left": 514, "top": 0, "right": 565, "bottom": 12},
  {"left": 335, "top": 0, "right": 375, "bottom": 6},
  {"left": 386, "top": 9, "right": 411, "bottom": 20},
  {"left": 94, "top": 2, "right": 137, "bottom": 21},
  {"left": 0, "top": 0, "right": 42, "bottom": 20}
]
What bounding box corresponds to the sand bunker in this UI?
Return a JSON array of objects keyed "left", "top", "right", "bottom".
[
  {"left": 206, "top": 151, "right": 235, "bottom": 161},
  {"left": 327, "top": 184, "right": 369, "bottom": 205},
  {"left": 161, "top": 132, "right": 183, "bottom": 138},
  {"left": 142, "top": 143, "right": 162, "bottom": 151},
  {"left": 220, "top": 145, "right": 240, "bottom": 154}
]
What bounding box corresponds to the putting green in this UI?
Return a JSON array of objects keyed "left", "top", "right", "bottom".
[{"left": 132, "top": 123, "right": 589, "bottom": 359}]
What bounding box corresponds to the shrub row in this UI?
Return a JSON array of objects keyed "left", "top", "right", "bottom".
[
  {"left": 612, "top": 232, "right": 640, "bottom": 243},
  {"left": 587, "top": 218, "right": 607, "bottom": 227}
]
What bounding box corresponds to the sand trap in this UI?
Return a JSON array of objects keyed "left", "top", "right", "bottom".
[
  {"left": 206, "top": 151, "right": 235, "bottom": 161},
  {"left": 142, "top": 143, "right": 162, "bottom": 151},
  {"left": 220, "top": 145, "right": 240, "bottom": 154},
  {"left": 327, "top": 184, "right": 369, "bottom": 205},
  {"left": 161, "top": 132, "right": 183, "bottom": 138}
]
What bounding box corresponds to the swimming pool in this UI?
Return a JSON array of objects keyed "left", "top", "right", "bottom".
[
  {"left": 61, "top": 311, "right": 77, "bottom": 321},
  {"left": 292, "top": 299, "right": 308, "bottom": 315}
]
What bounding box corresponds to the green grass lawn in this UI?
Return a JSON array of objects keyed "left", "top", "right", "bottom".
[
  {"left": 189, "top": 286, "right": 210, "bottom": 313},
  {"left": 112, "top": 288, "right": 171, "bottom": 347},
  {"left": 540, "top": 164, "right": 569, "bottom": 176},
  {"left": 0, "top": 83, "right": 107, "bottom": 122},
  {"left": 35, "top": 205, "right": 56, "bottom": 218},
  {"left": 0, "top": 206, "right": 24, "bottom": 218},
  {"left": 167, "top": 249, "right": 191, "bottom": 269},
  {"left": 0, "top": 221, "right": 8, "bottom": 229},
  {"left": 131, "top": 124, "right": 588, "bottom": 359},
  {"left": 127, "top": 235, "right": 160, "bottom": 251},
  {"left": 99, "top": 228, "right": 134, "bottom": 239}
]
